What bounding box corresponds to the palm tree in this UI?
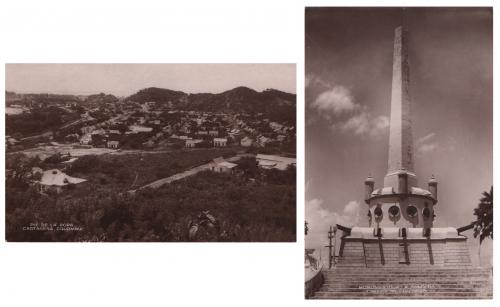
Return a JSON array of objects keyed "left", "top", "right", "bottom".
[{"left": 473, "top": 186, "right": 493, "bottom": 266}]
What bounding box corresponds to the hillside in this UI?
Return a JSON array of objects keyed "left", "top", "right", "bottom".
[{"left": 126, "top": 86, "right": 296, "bottom": 124}]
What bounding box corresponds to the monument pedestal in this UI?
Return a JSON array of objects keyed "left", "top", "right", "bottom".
[{"left": 337, "top": 227, "right": 471, "bottom": 268}]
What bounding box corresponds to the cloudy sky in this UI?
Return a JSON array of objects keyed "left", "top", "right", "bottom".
[
  {"left": 5, "top": 63, "right": 296, "bottom": 96},
  {"left": 305, "top": 8, "right": 492, "bottom": 265}
]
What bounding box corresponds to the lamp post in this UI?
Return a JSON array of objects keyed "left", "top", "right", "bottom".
[{"left": 325, "top": 226, "right": 338, "bottom": 269}]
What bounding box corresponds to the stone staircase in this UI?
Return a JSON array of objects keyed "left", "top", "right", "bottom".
[{"left": 311, "top": 267, "right": 492, "bottom": 299}]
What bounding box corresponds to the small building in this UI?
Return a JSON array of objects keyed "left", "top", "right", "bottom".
[
  {"left": 185, "top": 139, "right": 203, "bottom": 148},
  {"left": 210, "top": 160, "right": 238, "bottom": 173},
  {"left": 79, "top": 133, "right": 92, "bottom": 145},
  {"left": 209, "top": 130, "right": 219, "bottom": 136},
  {"left": 270, "top": 122, "right": 284, "bottom": 131},
  {"left": 240, "top": 136, "right": 253, "bottom": 147},
  {"left": 129, "top": 125, "right": 153, "bottom": 133},
  {"left": 38, "top": 169, "right": 87, "bottom": 194},
  {"left": 213, "top": 138, "right": 228, "bottom": 147},
  {"left": 91, "top": 128, "right": 106, "bottom": 136},
  {"left": 256, "top": 154, "right": 296, "bottom": 171},
  {"left": 257, "top": 135, "right": 271, "bottom": 147},
  {"left": 107, "top": 140, "right": 120, "bottom": 149}
]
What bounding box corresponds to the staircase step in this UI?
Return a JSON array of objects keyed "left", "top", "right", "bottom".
[
  {"left": 328, "top": 268, "right": 491, "bottom": 273},
  {"left": 322, "top": 283, "right": 490, "bottom": 289},
  {"left": 312, "top": 294, "right": 493, "bottom": 299},
  {"left": 326, "top": 265, "right": 491, "bottom": 273},
  {"left": 309, "top": 267, "right": 493, "bottom": 299},
  {"left": 324, "top": 273, "right": 491, "bottom": 278},
  {"left": 321, "top": 285, "right": 490, "bottom": 292},
  {"left": 313, "top": 291, "right": 492, "bottom": 298}
]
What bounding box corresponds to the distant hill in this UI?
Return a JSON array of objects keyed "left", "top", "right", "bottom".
[
  {"left": 126, "top": 87, "right": 187, "bottom": 105},
  {"left": 126, "top": 86, "right": 296, "bottom": 124},
  {"left": 5, "top": 91, "right": 81, "bottom": 105},
  {"left": 84, "top": 93, "right": 119, "bottom": 104}
]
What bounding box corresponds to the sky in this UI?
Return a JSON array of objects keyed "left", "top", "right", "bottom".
[
  {"left": 305, "top": 7, "right": 493, "bottom": 265},
  {"left": 5, "top": 63, "right": 296, "bottom": 96}
]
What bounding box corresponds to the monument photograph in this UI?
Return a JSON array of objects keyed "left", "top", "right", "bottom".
[
  {"left": 5, "top": 63, "right": 297, "bottom": 242},
  {"left": 305, "top": 8, "right": 492, "bottom": 299}
]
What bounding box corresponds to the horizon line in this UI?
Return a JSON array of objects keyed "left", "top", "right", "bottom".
[{"left": 5, "top": 85, "right": 297, "bottom": 97}]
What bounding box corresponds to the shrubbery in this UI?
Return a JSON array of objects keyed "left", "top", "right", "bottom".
[{"left": 5, "top": 169, "right": 296, "bottom": 242}]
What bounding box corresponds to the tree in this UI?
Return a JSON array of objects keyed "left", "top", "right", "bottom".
[
  {"left": 473, "top": 186, "right": 493, "bottom": 244},
  {"left": 6, "top": 154, "right": 41, "bottom": 188},
  {"left": 237, "top": 157, "right": 259, "bottom": 178}
]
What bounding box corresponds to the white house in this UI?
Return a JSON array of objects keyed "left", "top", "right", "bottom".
[
  {"left": 257, "top": 135, "right": 271, "bottom": 147},
  {"left": 79, "top": 133, "right": 92, "bottom": 145},
  {"left": 210, "top": 160, "right": 238, "bottom": 173},
  {"left": 240, "top": 136, "right": 253, "bottom": 147},
  {"left": 213, "top": 138, "right": 227, "bottom": 147},
  {"left": 185, "top": 139, "right": 203, "bottom": 148},
  {"left": 107, "top": 140, "right": 120, "bottom": 149},
  {"left": 256, "top": 154, "right": 296, "bottom": 171},
  {"left": 38, "top": 169, "right": 87, "bottom": 194}
]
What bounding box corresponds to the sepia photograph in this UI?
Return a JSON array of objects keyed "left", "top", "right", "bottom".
[
  {"left": 305, "top": 8, "right": 492, "bottom": 299},
  {"left": 5, "top": 63, "right": 297, "bottom": 242}
]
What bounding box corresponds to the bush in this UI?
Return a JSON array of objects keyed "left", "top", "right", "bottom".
[{"left": 70, "top": 155, "right": 100, "bottom": 173}]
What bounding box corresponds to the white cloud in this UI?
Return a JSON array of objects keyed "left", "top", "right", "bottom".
[
  {"left": 372, "top": 115, "right": 390, "bottom": 133},
  {"left": 343, "top": 200, "right": 360, "bottom": 218},
  {"left": 305, "top": 74, "right": 332, "bottom": 89},
  {"left": 446, "top": 136, "right": 457, "bottom": 152},
  {"left": 339, "top": 112, "right": 369, "bottom": 135},
  {"left": 310, "top": 81, "right": 389, "bottom": 138},
  {"left": 417, "top": 132, "right": 436, "bottom": 144},
  {"left": 418, "top": 143, "right": 439, "bottom": 154},
  {"left": 305, "top": 198, "right": 361, "bottom": 250},
  {"left": 336, "top": 112, "right": 389, "bottom": 137},
  {"left": 312, "top": 86, "right": 359, "bottom": 115},
  {"left": 416, "top": 132, "right": 439, "bottom": 155}
]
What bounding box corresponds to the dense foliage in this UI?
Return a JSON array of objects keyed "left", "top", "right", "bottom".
[
  {"left": 473, "top": 186, "right": 493, "bottom": 244},
  {"left": 6, "top": 106, "right": 75, "bottom": 136},
  {"left": 6, "top": 169, "right": 296, "bottom": 242}
]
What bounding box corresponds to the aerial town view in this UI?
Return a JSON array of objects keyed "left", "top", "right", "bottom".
[{"left": 5, "top": 64, "right": 296, "bottom": 242}]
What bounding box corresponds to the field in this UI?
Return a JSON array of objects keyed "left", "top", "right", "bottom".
[{"left": 63, "top": 148, "right": 237, "bottom": 193}]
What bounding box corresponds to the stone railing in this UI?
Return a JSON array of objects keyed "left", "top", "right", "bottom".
[{"left": 305, "top": 261, "right": 324, "bottom": 299}]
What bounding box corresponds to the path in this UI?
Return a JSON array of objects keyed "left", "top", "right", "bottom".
[{"left": 129, "top": 155, "right": 247, "bottom": 193}]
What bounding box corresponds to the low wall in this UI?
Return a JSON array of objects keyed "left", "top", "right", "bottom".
[
  {"left": 337, "top": 237, "right": 471, "bottom": 268},
  {"left": 305, "top": 262, "right": 324, "bottom": 298}
]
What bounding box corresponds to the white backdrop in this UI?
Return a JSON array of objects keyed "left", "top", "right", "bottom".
[{"left": 0, "top": 1, "right": 497, "bottom": 306}]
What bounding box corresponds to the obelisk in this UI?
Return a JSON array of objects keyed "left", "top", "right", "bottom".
[{"left": 384, "top": 26, "right": 417, "bottom": 189}]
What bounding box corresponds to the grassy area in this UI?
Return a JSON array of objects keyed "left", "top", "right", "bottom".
[{"left": 63, "top": 148, "right": 237, "bottom": 194}]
